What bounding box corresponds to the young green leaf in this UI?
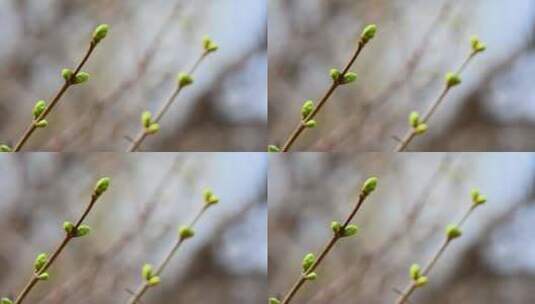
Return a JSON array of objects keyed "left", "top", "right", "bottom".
[
  {"left": 177, "top": 72, "right": 194, "bottom": 88},
  {"left": 63, "top": 221, "right": 74, "bottom": 235},
  {"left": 301, "top": 253, "right": 315, "bottom": 273},
  {"left": 33, "top": 100, "right": 47, "bottom": 119},
  {"left": 94, "top": 177, "right": 111, "bottom": 197},
  {"left": 203, "top": 189, "right": 219, "bottom": 206},
  {"left": 33, "top": 253, "right": 48, "bottom": 272},
  {"left": 178, "top": 226, "right": 195, "bottom": 239},
  {"left": 445, "top": 224, "right": 462, "bottom": 240},
  {"left": 301, "top": 100, "right": 314, "bottom": 119},
  {"left": 73, "top": 72, "right": 90, "bottom": 85},
  {"left": 202, "top": 35, "right": 219, "bottom": 53},
  {"left": 35, "top": 120, "right": 48, "bottom": 128},
  {"left": 141, "top": 111, "right": 153, "bottom": 129},
  {"left": 341, "top": 224, "right": 359, "bottom": 237},
  {"left": 146, "top": 123, "right": 160, "bottom": 135},
  {"left": 361, "top": 177, "right": 378, "bottom": 196},
  {"left": 268, "top": 145, "right": 281, "bottom": 152},
  {"left": 142, "top": 264, "right": 154, "bottom": 281},
  {"left": 1, "top": 297, "right": 13, "bottom": 304},
  {"left": 0, "top": 144, "right": 12, "bottom": 152},
  {"left": 75, "top": 224, "right": 91, "bottom": 237},
  {"left": 445, "top": 72, "right": 461, "bottom": 87},
  {"left": 62, "top": 69, "right": 74, "bottom": 81},
  {"left": 470, "top": 35, "right": 486, "bottom": 53},
  {"left": 92, "top": 24, "right": 110, "bottom": 44},
  {"left": 341, "top": 72, "right": 358, "bottom": 85},
  {"left": 361, "top": 24, "right": 377, "bottom": 44}
]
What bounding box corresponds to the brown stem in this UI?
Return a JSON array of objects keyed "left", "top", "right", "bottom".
[
  {"left": 13, "top": 192, "right": 101, "bottom": 304},
  {"left": 127, "top": 206, "right": 209, "bottom": 304},
  {"left": 13, "top": 42, "right": 98, "bottom": 151},
  {"left": 280, "top": 40, "right": 368, "bottom": 152},
  {"left": 127, "top": 52, "right": 208, "bottom": 152},
  {"left": 280, "top": 192, "right": 370, "bottom": 304}
]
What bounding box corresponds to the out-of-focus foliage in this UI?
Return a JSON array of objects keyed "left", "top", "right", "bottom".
[
  {"left": 269, "top": 0, "right": 535, "bottom": 151},
  {"left": 269, "top": 153, "right": 535, "bottom": 303},
  {"left": 0, "top": 153, "right": 267, "bottom": 303},
  {"left": 0, "top": 0, "right": 267, "bottom": 151}
]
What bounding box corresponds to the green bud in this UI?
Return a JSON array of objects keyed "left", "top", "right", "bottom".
[
  {"left": 203, "top": 189, "right": 219, "bottom": 206},
  {"left": 341, "top": 72, "right": 358, "bottom": 85},
  {"left": 304, "top": 272, "right": 317, "bottom": 280},
  {"left": 202, "top": 35, "right": 219, "bottom": 53},
  {"left": 94, "top": 177, "right": 111, "bottom": 197},
  {"left": 445, "top": 224, "right": 462, "bottom": 240},
  {"left": 62, "top": 69, "right": 74, "bottom": 81},
  {"left": 34, "top": 253, "right": 48, "bottom": 272},
  {"left": 178, "top": 225, "right": 195, "bottom": 239},
  {"left": 33, "top": 100, "right": 47, "bottom": 119},
  {"left": 63, "top": 221, "right": 74, "bottom": 234},
  {"left": 269, "top": 297, "right": 281, "bottom": 304},
  {"left": 0, "top": 144, "right": 13, "bottom": 152},
  {"left": 341, "top": 224, "right": 359, "bottom": 237},
  {"left": 35, "top": 120, "right": 48, "bottom": 128},
  {"left": 409, "top": 111, "right": 421, "bottom": 128},
  {"left": 304, "top": 120, "right": 317, "bottom": 128},
  {"left": 414, "top": 276, "right": 428, "bottom": 288},
  {"left": 329, "top": 68, "right": 341, "bottom": 82},
  {"left": 148, "top": 276, "right": 161, "bottom": 286},
  {"left": 177, "top": 72, "right": 194, "bottom": 88},
  {"left": 146, "top": 123, "right": 160, "bottom": 135},
  {"left": 470, "top": 189, "right": 487, "bottom": 206},
  {"left": 361, "top": 24, "right": 377, "bottom": 44},
  {"left": 141, "top": 111, "right": 152, "bottom": 129},
  {"left": 409, "top": 264, "right": 421, "bottom": 280},
  {"left": 414, "top": 123, "right": 428, "bottom": 135},
  {"left": 361, "top": 176, "right": 378, "bottom": 196},
  {"left": 1, "top": 297, "right": 13, "bottom": 304},
  {"left": 445, "top": 72, "right": 461, "bottom": 87},
  {"left": 37, "top": 272, "right": 50, "bottom": 281},
  {"left": 330, "top": 221, "right": 342, "bottom": 234},
  {"left": 73, "top": 72, "right": 90, "bottom": 85},
  {"left": 92, "top": 24, "right": 109, "bottom": 44},
  {"left": 301, "top": 100, "right": 314, "bottom": 119},
  {"left": 75, "top": 224, "right": 91, "bottom": 237},
  {"left": 470, "top": 35, "right": 486, "bottom": 53},
  {"left": 301, "top": 253, "right": 315, "bottom": 272},
  {"left": 268, "top": 145, "right": 281, "bottom": 152},
  {"left": 142, "top": 264, "right": 154, "bottom": 281}
]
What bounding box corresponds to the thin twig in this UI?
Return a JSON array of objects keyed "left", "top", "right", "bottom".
[
  {"left": 280, "top": 39, "right": 369, "bottom": 152},
  {"left": 13, "top": 180, "right": 110, "bottom": 304},
  {"left": 126, "top": 202, "right": 211, "bottom": 304},
  {"left": 127, "top": 52, "right": 208, "bottom": 152},
  {"left": 395, "top": 52, "right": 478, "bottom": 152},
  {"left": 395, "top": 204, "right": 478, "bottom": 304},
  {"left": 279, "top": 179, "right": 377, "bottom": 304},
  {"left": 13, "top": 42, "right": 98, "bottom": 151}
]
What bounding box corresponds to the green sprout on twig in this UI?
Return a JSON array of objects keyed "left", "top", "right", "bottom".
[
  {"left": 269, "top": 24, "right": 377, "bottom": 152},
  {"left": 126, "top": 188, "right": 220, "bottom": 304},
  {"left": 395, "top": 35, "right": 486, "bottom": 151},
  {"left": 127, "top": 36, "right": 219, "bottom": 152},
  {"left": 395, "top": 189, "right": 487, "bottom": 304},
  {"left": 2, "top": 24, "right": 109, "bottom": 152},
  {"left": 270, "top": 177, "right": 379, "bottom": 304},
  {"left": 3, "top": 177, "right": 111, "bottom": 304}
]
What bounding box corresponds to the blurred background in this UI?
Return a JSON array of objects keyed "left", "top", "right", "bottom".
[
  {"left": 0, "top": 153, "right": 267, "bottom": 303},
  {"left": 0, "top": 0, "right": 267, "bottom": 151},
  {"left": 269, "top": 153, "right": 535, "bottom": 303},
  {"left": 269, "top": 0, "right": 535, "bottom": 151}
]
